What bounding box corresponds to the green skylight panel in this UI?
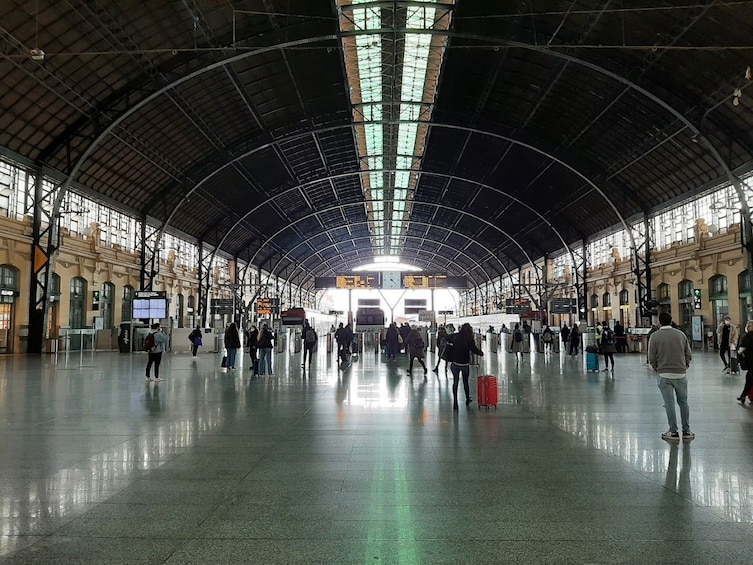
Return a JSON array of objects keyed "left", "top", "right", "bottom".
[{"left": 395, "top": 170, "right": 411, "bottom": 189}]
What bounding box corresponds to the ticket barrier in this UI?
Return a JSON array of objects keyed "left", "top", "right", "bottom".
[
  {"left": 276, "top": 330, "right": 287, "bottom": 354},
  {"left": 289, "top": 329, "right": 301, "bottom": 353},
  {"left": 326, "top": 332, "right": 333, "bottom": 354},
  {"left": 489, "top": 332, "right": 498, "bottom": 354}
]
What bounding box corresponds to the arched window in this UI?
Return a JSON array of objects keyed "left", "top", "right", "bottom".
[
  {"left": 602, "top": 293, "right": 612, "bottom": 307},
  {"left": 619, "top": 289, "right": 629, "bottom": 306},
  {"left": 70, "top": 277, "right": 87, "bottom": 329},
  {"left": 590, "top": 294, "right": 599, "bottom": 309},
  {"left": 740, "top": 270, "right": 751, "bottom": 294},
  {"left": 678, "top": 280, "right": 694, "bottom": 300},
  {"left": 122, "top": 285, "right": 134, "bottom": 322},
  {"left": 101, "top": 282, "right": 115, "bottom": 328},
  {"left": 709, "top": 274, "right": 728, "bottom": 297},
  {"left": 657, "top": 283, "right": 670, "bottom": 301}
]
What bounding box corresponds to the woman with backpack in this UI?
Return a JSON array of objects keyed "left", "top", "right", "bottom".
[
  {"left": 601, "top": 324, "right": 617, "bottom": 371},
  {"left": 188, "top": 326, "right": 202, "bottom": 357},
  {"left": 542, "top": 325, "right": 554, "bottom": 353},
  {"left": 510, "top": 323, "right": 524, "bottom": 361}
]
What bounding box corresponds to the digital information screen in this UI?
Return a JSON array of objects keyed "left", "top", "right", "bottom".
[
  {"left": 133, "top": 298, "right": 167, "bottom": 319},
  {"left": 335, "top": 274, "right": 378, "bottom": 289},
  {"left": 256, "top": 298, "right": 277, "bottom": 316}
]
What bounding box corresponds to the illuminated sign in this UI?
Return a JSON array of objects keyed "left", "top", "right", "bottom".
[
  {"left": 693, "top": 289, "right": 702, "bottom": 310},
  {"left": 505, "top": 298, "right": 531, "bottom": 314},
  {"left": 335, "top": 274, "right": 377, "bottom": 289},
  {"left": 402, "top": 274, "right": 447, "bottom": 289},
  {"left": 256, "top": 297, "right": 278, "bottom": 316}
]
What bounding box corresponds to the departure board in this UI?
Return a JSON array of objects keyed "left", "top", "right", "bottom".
[
  {"left": 335, "top": 274, "right": 378, "bottom": 289},
  {"left": 402, "top": 274, "right": 447, "bottom": 289}
]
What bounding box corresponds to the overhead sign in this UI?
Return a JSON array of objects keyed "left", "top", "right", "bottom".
[
  {"left": 211, "top": 298, "right": 233, "bottom": 314},
  {"left": 551, "top": 298, "right": 576, "bottom": 314},
  {"left": 256, "top": 297, "right": 278, "bottom": 316},
  {"left": 403, "top": 274, "right": 447, "bottom": 289},
  {"left": 335, "top": 274, "right": 378, "bottom": 289},
  {"left": 135, "top": 291, "right": 167, "bottom": 299},
  {"left": 505, "top": 298, "right": 531, "bottom": 314}
]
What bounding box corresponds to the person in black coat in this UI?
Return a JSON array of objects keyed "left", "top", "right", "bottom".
[
  {"left": 188, "top": 326, "right": 202, "bottom": 357},
  {"left": 224, "top": 322, "right": 241, "bottom": 370},
  {"left": 247, "top": 325, "right": 259, "bottom": 374},
  {"left": 445, "top": 323, "right": 484, "bottom": 410}
]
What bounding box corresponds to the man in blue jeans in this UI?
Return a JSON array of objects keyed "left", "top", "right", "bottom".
[{"left": 649, "top": 312, "right": 694, "bottom": 440}]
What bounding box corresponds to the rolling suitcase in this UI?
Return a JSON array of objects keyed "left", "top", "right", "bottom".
[
  {"left": 586, "top": 351, "right": 599, "bottom": 372},
  {"left": 477, "top": 375, "right": 498, "bottom": 410}
]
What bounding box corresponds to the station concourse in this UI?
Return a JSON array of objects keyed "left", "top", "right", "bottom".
[
  {"left": 2, "top": 343, "right": 753, "bottom": 563},
  {"left": 2, "top": 1, "right": 753, "bottom": 563}
]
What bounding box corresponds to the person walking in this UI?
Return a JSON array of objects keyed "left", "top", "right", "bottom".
[
  {"left": 385, "top": 322, "right": 400, "bottom": 361},
  {"left": 405, "top": 326, "right": 428, "bottom": 377},
  {"left": 399, "top": 323, "right": 411, "bottom": 354},
  {"left": 256, "top": 323, "right": 275, "bottom": 376},
  {"left": 433, "top": 325, "right": 449, "bottom": 374},
  {"left": 301, "top": 320, "right": 317, "bottom": 368},
  {"left": 542, "top": 325, "right": 554, "bottom": 353},
  {"left": 601, "top": 324, "right": 617, "bottom": 371},
  {"left": 188, "top": 326, "right": 202, "bottom": 357},
  {"left": 144, "top": 322, "right": 169, "bottom": 383},
  {"left": 716, "top": 315, "right": 739, "bottom": 373},
  {"left": 649, "top": 312, "right": 694, "bottom": 440},
  {"left": 509, "top": 323, "right": 524, "bottom": 362},
  {"left": 247, "top": 325, "right": 259, "bottom": 375},
  {"left": 613, "top": 320, "right": 626, "bottom": 353},
  {"left": 736, "top": 320, "right": 753, "bottom": 404},
  {"left": 224, "top": 322, "right": 241, "bottom": 370},
  {"left": 568, "top": 323, "right": 581, "bottom": 356},
  {"left": 335, "top": 323, "right": 348, "bottom": 364},
  {"left": 561, "top": 323, "right": 570, "bottom": 349},
  {"left": 446, "top": 323, "right": 484, "bottom": 410}
]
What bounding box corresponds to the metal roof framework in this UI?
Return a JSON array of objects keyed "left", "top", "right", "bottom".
[{"left": 2, "top": 0, "right": 753, "bottom": 291}]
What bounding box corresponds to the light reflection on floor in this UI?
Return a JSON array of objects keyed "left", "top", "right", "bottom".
[{"left": 1, "top": 342, "right": 753, "bottom": 562}]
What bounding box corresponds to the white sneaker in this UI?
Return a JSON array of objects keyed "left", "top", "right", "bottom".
[
  {"left": 145, "top": 377, "right": 151, "bottom": 382},
  {"left": 153, "top": 378, "right": 163, "bottom": 383}
]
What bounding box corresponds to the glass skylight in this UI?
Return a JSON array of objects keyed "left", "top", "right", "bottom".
[{"left": 340, "top": 0, "right": 452, "bottom": 258}]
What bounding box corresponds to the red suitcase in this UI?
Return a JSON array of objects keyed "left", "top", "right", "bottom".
[{"left": 477, "top": 375, "right": 498, "bottom": 410}]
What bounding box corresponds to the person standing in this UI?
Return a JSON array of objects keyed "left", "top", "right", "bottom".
[
  {"left": 736, "top": 320, "right": 753, "bottom": 403},
  {"left": 385, "top": 322, "right": 400, "bottom": 361},
  {"left": 716, "top": 315, "right": 739, "bottom": 373},
  {"left": 433, "top": 325, "right": 449, "bottom": 373},
  {"left": 405, "top": 326, "right": 428, "bottom": 377},
  {"left": 601, "top": 324, "right": 617, "bottom": 371},
  {"left": 594, "top": 321, "right": 604, "bottom": 353},
  {"left": 568, "top": 323, "right": 581, "bottom": 356},
  {"left": 613, "top": 320, "right": 626, "bottom": 353},
  {"left": 510, "top": 323, "right": 524, "bottom": 362},
  {"left": 446, "top": 323, "right": 484, "bottom": 410},
  {"left": 649, "top": 312, "right": 694, "bottom": 440},
  {"left": 247, "top": 325, "right": 259, "bottom": 375},
  {"left": 560, "top": 323, "right": 570, "bottom": 349},
  {"left": 224, "top": 322, "right": 241, "bottom": 370},
  {"left": 188, "top": 326, "right": 202, "bottom": 357},
  {"left": 145, "top": 322, "right": 169, "bottom": 383},
  {"left": 542, "top": 325, "right": 554, "bottom": 353},
  {"left": 335, "top": 323, "right": 348, "bottom": 364},
  {"left": 301, "top": 320, "right": 317, "bottom": 368},
  {"left": 256, "top": 323, "right": 275, "bottom": 376}
]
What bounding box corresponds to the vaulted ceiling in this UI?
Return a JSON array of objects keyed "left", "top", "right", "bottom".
[{"left": 2, "top": 1, "right": 753, "bottom": 289}]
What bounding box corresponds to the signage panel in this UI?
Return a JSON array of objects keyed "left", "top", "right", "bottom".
[{"left": 505, "top": 298, "right": 531, "bottom": 314}]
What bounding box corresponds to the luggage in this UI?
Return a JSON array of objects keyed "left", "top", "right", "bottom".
[
  {"left": 477, "top": 375, "right": 498, "bottom": 410},
  {"left": 586, "top": 351, "right": 599, "bottom": 372},
  {"left": 221, "top": 355, "right": 227, "bottom": 368},
  {"left": 730, "top": 350, "right": 740, "bottom": 374}
]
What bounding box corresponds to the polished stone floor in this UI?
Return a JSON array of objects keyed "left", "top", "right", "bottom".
[{"left": 1, "top": 340, "right": 753, "bottom": 563}]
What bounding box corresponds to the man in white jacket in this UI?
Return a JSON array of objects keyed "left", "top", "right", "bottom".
[{"left": 649, "top": 312, "right": 693, "bottom": 441}]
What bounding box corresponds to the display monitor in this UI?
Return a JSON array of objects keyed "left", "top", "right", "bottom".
[{"left": 133, "top": 298, "right": 167, "bottom": 319}]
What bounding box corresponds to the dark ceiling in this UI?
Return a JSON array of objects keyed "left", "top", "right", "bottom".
[{"left": 2, "top": 0, "right": 753, "bottom": 289}]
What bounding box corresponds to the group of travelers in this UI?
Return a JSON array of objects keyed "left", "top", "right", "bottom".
[{"left": 714, "top": 315, "right": 753, "bottom": 403}]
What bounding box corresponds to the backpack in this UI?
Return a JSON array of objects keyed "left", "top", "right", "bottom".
[
  {"left": 414, "top": 337, "right": 425, "bottom": 350},
  {"left": 543, "top": 331, "right": 552, "bottom": 343},
  {"left": 603, "top": 328, "right": 615, "bottom": 345},
  {"left": 144, "top": 332, "right": 156, "bottom": 352},
  {"left": 514, "top": 330, "right": 523, "bottom": 343},
  {"left": 305, "top": 328, "right": 316, "bottom": 344}
]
